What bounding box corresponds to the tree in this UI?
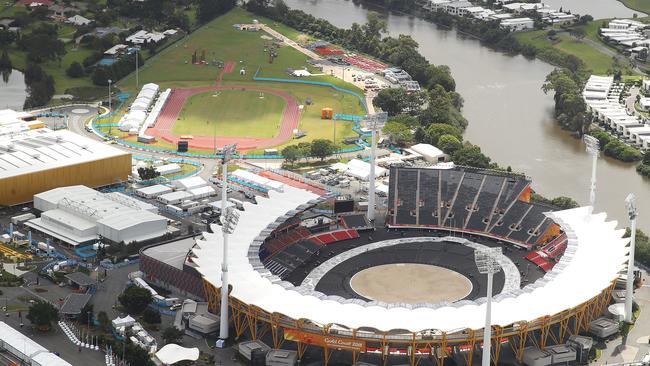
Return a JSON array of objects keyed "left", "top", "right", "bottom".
[
  {"left": 92, "top": 66, "right": 109, "bottom": 86},
  {"left": 66, "top": 61, "right": 84, "bottom": 78},
  {"left": 310, "top": 139, "right": 335, "bottom": 161},
  {"left": 97, "top": 311, "right": 111, "bottom": 332},
  {"left": 0, "top": 29, "right": 16, "bottom": 49},
  {"left": 137, "top": 166, "right": 161, "bottom": 181},
  {"left": 281, "top": 145, "right": 301, "bottom": 165},
  {"left": 437, "top": 134, "right": 462, "bottom": 155},
  {"left": 79, "top": 303, "right": 94, "bottom": 325},
  {"left": 118, "top": 285, "right": 153, "bottom": 314},
  {"left": 142, "top": 308, "right": 161, "bottom": 324},
  {"left": 451, "top": 142, "right": 491, "bottom": 169},
  {"left": 383, "top": 120, "right": 413, "bottom": 146},
  {"left": 27, "top": 301, "right": 58, "bottom": 331},
  {"left": 162, "top": 326, "right": 184, "bottom": 345},
  {"left": 373, "top": 88, "right": 407, "bottom": 116},
  {"left": 0, "top": 49, "right": 11, "bottom": 70},
  {"left": 197, "top": 0, "right": 236, "bottom": 23},
  {"left": 421, "top": 123, "right": 462, "bottom": 146}
]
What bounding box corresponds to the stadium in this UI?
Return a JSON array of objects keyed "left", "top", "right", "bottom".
[{"left": 141, "top": 165, "right": 629, "bottom": 365}]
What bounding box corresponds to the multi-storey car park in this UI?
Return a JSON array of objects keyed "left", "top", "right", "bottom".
[{"left": 140, "top": 166, "right": 629, "bottom": 365}]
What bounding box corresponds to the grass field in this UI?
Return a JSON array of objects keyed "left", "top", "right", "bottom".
[
  {"left": 514, "top": 30, "right": 616, "bottom": 74},
  {"left": 618, "top": 0, "right": 650, "bottom": 14},
  {"left": 173, "top": 90, "right": 285, "bottom": 138}
]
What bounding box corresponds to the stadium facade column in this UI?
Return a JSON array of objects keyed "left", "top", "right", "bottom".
[
  {"left": 364, "top": 112, "right": 387, "bottom": 223},
  {"left": 625, "top": 193, "right": 638, "bottom": 323},
  {"left": 218, "top": 144, "right": 238, "bottom": 347}
]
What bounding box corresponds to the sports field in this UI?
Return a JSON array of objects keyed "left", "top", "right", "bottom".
[
  {"left": 173, "top": 90, "right": 285, "bottom": 138},
  {"left": 114, "top": 7, "right": 366, "bottom": 152}
]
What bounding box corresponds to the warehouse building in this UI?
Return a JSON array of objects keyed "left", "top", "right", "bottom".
[
  {"left": 0, "top": 114, "right": 131, "bottom": 206},
  {"left": 27, "top": 185, "right": 167, "bottom": 246}
]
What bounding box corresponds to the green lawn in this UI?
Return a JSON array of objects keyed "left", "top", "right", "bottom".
[
  {"left": 173, "top": 90, "right": 285, "bottom": 138},
  {"left": 618, "top": 0, "right": 650, "bottom": 14},
  {"left": 514, "top": 30, "right": 616, "bottom": 74},
  {"left": 119, "top": 8, "right": 326, "bottom": 92}
]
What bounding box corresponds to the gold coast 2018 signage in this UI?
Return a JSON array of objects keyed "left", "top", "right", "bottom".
[{"left": 284, "top": 329, "right": 366, "bottom": 352}]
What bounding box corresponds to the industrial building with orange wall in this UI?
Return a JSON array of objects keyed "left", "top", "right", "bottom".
[
  {"left": 0, "top": 123, "right": 132, "bottom": 206},
  {"left": 0, "top": 154, "right": 131, "bottom": 206}
]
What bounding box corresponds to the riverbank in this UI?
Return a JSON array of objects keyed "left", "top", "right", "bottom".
[{"left": 618, "top": 0, "right": 650, "bottom": 14}]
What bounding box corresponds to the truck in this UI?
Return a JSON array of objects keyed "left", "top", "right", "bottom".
[{"left": 228, "top": 198, "right": 245, "bottom": 210}]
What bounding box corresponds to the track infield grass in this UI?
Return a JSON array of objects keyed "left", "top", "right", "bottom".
[{"left": 173, "top": 90, "right": 285, "bottom": 138}]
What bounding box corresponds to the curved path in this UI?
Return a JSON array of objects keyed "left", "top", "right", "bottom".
[{"left": 146, "top": 85, "right": 300, "bottom": 150}]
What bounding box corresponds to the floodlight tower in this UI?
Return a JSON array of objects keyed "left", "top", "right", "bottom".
[
  {"left": 624, "top": 193, "right": 638, "bottom": 323},
  {"left": 365, "top": 112, "right": 387, "bottom": 223},
  {"left": 475, "top": 247, "right": 502, "bottom": 366},
  {"left": 584, "top": 135, "right": 600, "bottom": 214},
  {"left": 218, "top": 144, "right": 238, "bottom": 346},
  {"left": 134, "top": 47, "right": 140, "bottom": 89},
  {"left": 107, "top": 79, "right": 113, "bottom": 136}
]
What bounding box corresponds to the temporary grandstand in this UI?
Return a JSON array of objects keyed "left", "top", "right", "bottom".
[
  {"left": 183, "top": 168, "right": 628, "bottom": 365},
  {"left": 27, "top": 185, "right": 167, "bottom": 246},
  {"left": 118, "top": 83, "right": 171, "bottom": 140}
]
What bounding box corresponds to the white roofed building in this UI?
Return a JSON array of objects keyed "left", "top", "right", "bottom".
[{"left": 27, "top": 185, "right": 167, "bottom": 246}]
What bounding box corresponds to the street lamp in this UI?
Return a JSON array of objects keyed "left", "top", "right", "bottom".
[
  {"left": 475, "top": 247, "right": 502, "bottom": 366},
  {"left": 364, "top": 112, "right": 387, "bottom": 223},
  {"left": 624, "top": 193, "right": 638, "bottom": 323},
  {"left": 107, "top": 79, "right": 112, "bottom": 115},
  {"left": 134, "top": 47, "right": 140, "bottom": 89},
  {"left": 584, "top": 135, "right": 600, "bottom": 213},
  {"left": 217, "top": 144, "right": 237, "bottom": 347}
]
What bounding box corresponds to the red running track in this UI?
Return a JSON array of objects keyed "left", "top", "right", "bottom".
[{"left": 146, "top": 85, "right": 300, "bottom": 151}]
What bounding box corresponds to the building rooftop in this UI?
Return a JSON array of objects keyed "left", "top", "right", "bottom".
[
  {"left": 64, "top": 271, "right": 96, "bottom": 287},
  {"left": 0, "top": 127, "right": 130, "bottom": 180},
  {"left": 60, "top": 293, "right": 92, "bottom": 315}
]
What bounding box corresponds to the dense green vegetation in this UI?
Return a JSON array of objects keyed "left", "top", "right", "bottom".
[
  {"left": 118, "top": 285, "right": 153, "bottom": 314},
  {"left": 624, "top": 228, "right": 650, "bottom": 268},
  {"left": 636, "top": 152, "right": 650, "bottom": 178},
  {"left": 590, "top": 130, "right": 642, "bottom": 162},
  {"left": 530, "top": 194, "right": 579, "bottom": 210}
]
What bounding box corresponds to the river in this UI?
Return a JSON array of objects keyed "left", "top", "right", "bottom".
[
  {"left": 0, "top": 69, "right": 27, "bottom": 111},
  {"left": 284, "top": 0, "right": 650, "bottom": 232}
]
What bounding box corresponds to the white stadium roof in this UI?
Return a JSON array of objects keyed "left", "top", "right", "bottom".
[
  {"left": 193, "top": 174, "right": 628, "bottom": 333},
  {"left": 155, "top": 344, "right": 199, "bottom": 364},
  {"left": 0, "top": 129, "right": 129, "bottom": 180}
]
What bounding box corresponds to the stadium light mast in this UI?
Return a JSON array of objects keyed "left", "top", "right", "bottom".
[
  {"left": 107, "top": 79, "right": 113, "bottom": 136},
  {"left": 584, "top": 135, "right": 600, "bottom": 214},
  {"left": 217, "top": 144, "right": 238, "bottom": 347},
  {"left": 624, "top": 193, "right": 638, "bottom": 323},
  {"left": 475, "top": 247, "right": 502, "bottom": 366},
  {"left": 135, "top": 47, "right": 140, "bottom": 89},
  {"left": 365, "top": 112, "right": 387, "bottom": 223}
]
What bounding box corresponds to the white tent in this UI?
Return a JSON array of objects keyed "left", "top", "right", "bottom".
[
  {"left": 111, "top": 315, "right": 136, "bottom": 329},
  {"left": 155, "top": 344, "right": 199, "bottom": 364}
]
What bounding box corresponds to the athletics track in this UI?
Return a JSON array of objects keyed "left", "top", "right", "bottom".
[
  {"left": 145, "top": 78, "right": 300, "bottom": 151},
  {"left": 146, "top": 61, "right": 300, "bottom": 151}
]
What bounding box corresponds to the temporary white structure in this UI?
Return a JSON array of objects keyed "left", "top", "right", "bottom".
[
  {"left": 191, "top": 171, "right": 628, "bottom": 333},
  {"left": 155, "top": 344, "right": 199, "bottom": 364}
]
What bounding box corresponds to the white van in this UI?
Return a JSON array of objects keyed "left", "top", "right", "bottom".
[{"left": 228, "top": 198, "right": 245, "bottom": 210}]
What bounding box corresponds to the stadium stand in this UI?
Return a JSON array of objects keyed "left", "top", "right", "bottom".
[
  {"left": 525, "top": 233, "right": 568, "bottom": 272},
  {"left": 388, "top": 166, "right": 555, "bottom": 247}
]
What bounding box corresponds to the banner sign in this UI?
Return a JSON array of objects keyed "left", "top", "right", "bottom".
[{"left": 284, "top": 329, "right": 366, "bottom": 352}]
